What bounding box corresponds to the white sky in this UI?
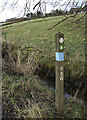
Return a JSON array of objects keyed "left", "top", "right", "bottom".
[{"left": 0, "top": 0, "right": 84, "bottom": 22}]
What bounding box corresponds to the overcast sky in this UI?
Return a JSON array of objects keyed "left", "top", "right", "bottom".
[{"left": 0, "top": 0, "right": 84, "bottom": 22}]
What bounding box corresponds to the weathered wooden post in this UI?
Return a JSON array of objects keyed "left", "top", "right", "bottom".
[
  {"left": 55, "top": 32, "right": 64, "bottom": 112},
  {"left": 5, "top": 33, "right": 6, "bottom": 40},
  {"left": 2, "top": 32, "right": 6, "bottom": 40}
]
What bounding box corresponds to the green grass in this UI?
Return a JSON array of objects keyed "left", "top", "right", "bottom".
[
  {"left": 2, "top": 13, "right": 86, "bottom": 76},
  {"left": 2, "top": 71, "right": 87, "bottom": 118},
  {"left": 2, "top": 14, "right": 87, "bottom": 118}
]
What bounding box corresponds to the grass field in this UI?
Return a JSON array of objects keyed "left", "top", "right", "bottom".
[
  {"left": 2, "top": 13, "right": 87, "bottom": 118},
  {"left": 2, "top": 14, "right": 85, "bottom": 69},
  {"left": 2, "top": 71, "right": 87, "bottom": 118}
]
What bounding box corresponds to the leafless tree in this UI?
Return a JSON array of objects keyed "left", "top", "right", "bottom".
[
  {"left": 0, "top": 0, "right": 86, "bottom": 19},
  {"left": 0, "top": 0, "right": 87, "bottom": 37}
]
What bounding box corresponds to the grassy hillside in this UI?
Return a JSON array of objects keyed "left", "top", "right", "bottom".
[
  {"left": 2, "top": 14, "right": 85, "bottom": 69},
  {"left": 2, "top": 13, "right": 86, "bottom": 95},
  {"left": 2, "top": 14, "right": 87, "bottom": 118}
]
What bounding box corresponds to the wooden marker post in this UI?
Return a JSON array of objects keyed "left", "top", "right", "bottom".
[
  {"left": 5, "top": 33, "right": 6, "bottom": 40},
  {"left": 55, "top": 32, "right": 64, "bottom": 112}
]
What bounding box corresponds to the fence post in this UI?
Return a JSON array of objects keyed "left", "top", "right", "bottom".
[
  {"left": 5, "top": 33, "right": 6, "bottom": 40},
  {"left": 55, "top": 32, "right": 64, "bottom": 112},
  {"left": 2, "top": 32, "right": 6, "bottom": 40}
]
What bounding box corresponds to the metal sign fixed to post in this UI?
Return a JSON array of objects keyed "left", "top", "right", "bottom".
[{"left": 55, "top": 32, "right": 64, "bottom": 112}]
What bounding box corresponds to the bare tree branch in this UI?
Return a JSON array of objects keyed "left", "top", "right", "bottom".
[
  {"left": 0, "top": 0, "right": 86, "bottom": 25},
  {"left": 48, "top": 13, "right": 78, "bottom": 30},
  {"left": 48, "top": 0, "right": 86, "bottom": 30},
  {"left": 0, "top": 0, "right": 8, "bottom": 13},
  {"left": 33, "top": 1, "right": 40, "bottom": 10},
  {"left": 73, "top": 13, "right": 87, "bottom": 23}
]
